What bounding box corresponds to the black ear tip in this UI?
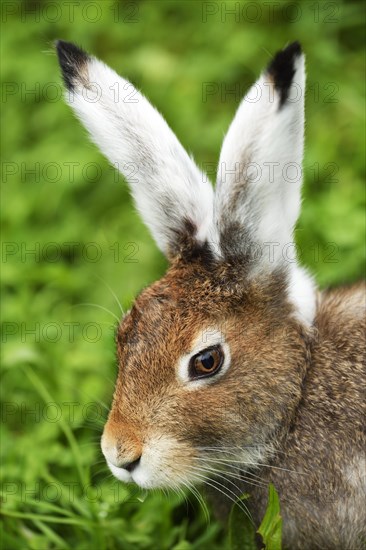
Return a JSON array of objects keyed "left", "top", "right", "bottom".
[
  {"left": 55, "top": 39, "right": 88, "bottom": 58},
  {"left": 55, "top": 40, "right": 89, "bottom": 90},
  {"left": 267, "top": 41, "right": 303, "bottom": 107},
  {"left": 284, "top": 41, "right": 302, "bottom": 56},
  {"left": 54, "top": 39, "right": 66, "bottom": 52}
]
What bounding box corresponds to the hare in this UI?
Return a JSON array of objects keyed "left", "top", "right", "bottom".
[{"left": 56, "top": 41, "right": 365, "bottom": 549}]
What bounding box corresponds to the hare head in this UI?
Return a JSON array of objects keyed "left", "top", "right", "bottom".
[{"left": 56, "top": 41, "right": 315, "bottom": 490}]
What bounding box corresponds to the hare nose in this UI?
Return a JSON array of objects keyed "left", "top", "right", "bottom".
[
  {"left": 101, "top": 430, "right": 142, "bottom": 470},
  {"left": 103, "top": 444, "right": 141, "bottom": 471},
  {"left": 101, "top": 421, "right": 142, "bottom": 470},
  {"left": 123, "top": 456, "right": 141, "bottom": 472}
]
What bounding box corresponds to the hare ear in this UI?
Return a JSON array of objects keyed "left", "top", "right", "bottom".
[
  {"left": 215, "top": 42, "right": 305, "bottom": 267},
  {"left": 56, "top": 41, "right": 215, "bottom": 260},
  {"left": 215, "top": 42, "right": 315, "bottom": 323}
]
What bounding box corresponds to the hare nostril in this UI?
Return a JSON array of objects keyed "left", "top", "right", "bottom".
[{"left": 124, "top": 456, "right": 141, "bottom": 473}]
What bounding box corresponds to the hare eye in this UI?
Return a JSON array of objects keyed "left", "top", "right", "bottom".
[{"left": 189, "top": 346, "right": 224, "bottom": 379}]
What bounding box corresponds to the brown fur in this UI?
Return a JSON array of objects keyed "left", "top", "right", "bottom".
[
  {"left": 208, "top": 282, "right": 366, "bottom": 549},
  {"left": 103, "top": 255, "right": 366, "bottom": 549}
]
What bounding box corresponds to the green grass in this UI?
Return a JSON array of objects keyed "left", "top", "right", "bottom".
[{"left": 1, "top": 1, "right": 365, "bottom": 548}]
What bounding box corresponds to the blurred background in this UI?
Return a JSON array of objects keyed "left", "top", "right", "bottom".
[{"left": 1, "top": 1, "right": 365, "bottom": 548}]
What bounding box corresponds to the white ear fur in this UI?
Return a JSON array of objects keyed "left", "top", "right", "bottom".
[
  {"left": 56, "top": 41, "right": 215, "bottom": 258},
  {"left": 216, "top": 43, "right": 304, "bottom": 266},
  {"left": 215, "top": 42, "right": 315, "bottom": 324},
  {"left": 57, "top": 41, "right": 315, "bottom": 324}
]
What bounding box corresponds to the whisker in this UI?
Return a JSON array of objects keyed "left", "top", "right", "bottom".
[
  {"left": 191, "top": 463, "right": 265, "bottom": 498},
  {"left": 73, "top": 302, "right": 120, "bottom": 324},
  {"left": 196, "top": 456, "right": 268, "bottom": 481},
  {"left": 198, "top": 454, "right": 304, "bottom": 476},
  {"left": 94, "top": 274, "right": 125, "bottom": 317},
  {"left": 190, "top": 470, "right": 253, "bottom": 524},
  {"left": 196, "top": 445, "right": 290, "bottom": 459},
  {"left": 173, "top": 479, "right": 193, "bottom": 516},
  {"left": 176, "top": 474, "right": 210, "bottom": 523},
  {"left": 197, "top": 463, "right": 268, "bottom": 489}
]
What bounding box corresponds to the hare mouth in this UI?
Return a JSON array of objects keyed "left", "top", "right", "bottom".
[
  {"left": 104, "top": 434, "right": 199, "bottom": 490},
  {"left": 106, "top": 460, "right": 156, "bottom": 490},
  {"left": 107, "top": 461, "right": 133, "bottom": 483},
  {"left": 106, "top": 459, "right": 177, "bottom": 490}
]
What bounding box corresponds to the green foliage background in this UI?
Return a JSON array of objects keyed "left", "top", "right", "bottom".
[{"left": 1, "top": 1, "right": 365, "bottom": 548}]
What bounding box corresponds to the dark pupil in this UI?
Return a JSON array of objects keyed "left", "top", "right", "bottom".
[{"left": 200, "top": 351, "right": 215, "bottom": 370}]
